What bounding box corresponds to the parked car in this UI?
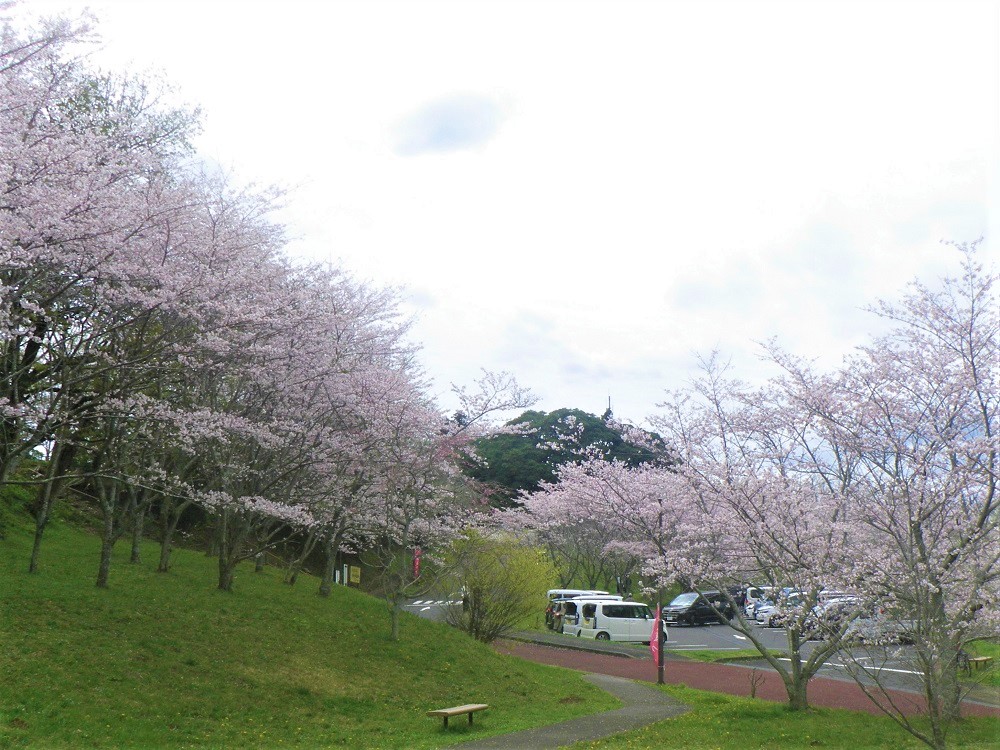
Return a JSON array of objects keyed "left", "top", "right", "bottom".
[
  {"left": 844, "top": 606, "right": 917, "bottom": 645},
  {"left": 755, "top": 590, "right": 806, "bottom": 628},
  {"left": 545, "top": 590, "right": 611, "bottom": 629},
  {"left": 803, "top": 596, "right": 861, "bottom": 640},
  {"left": 576, "top": 600, "right": 657, "bottom": 642},
  {"left": 744, "top": 585, "right": 774, "bottom": 618},
  {"left": 661, "top": 591, "right": 733, "bottom": 626},
  {"left": 560, "top": 596, "right": 623, "bottom": 636}
]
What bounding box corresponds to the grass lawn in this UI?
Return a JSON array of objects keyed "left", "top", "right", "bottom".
[
  {"left": 966, "top": 639, "right": 999, "bottom": 689},
  {"left": 0, "top": 520, "right": 618, "bottom": 749},
  {"left": 573, "top": 685, "right": 1000, "bottom": 749}
]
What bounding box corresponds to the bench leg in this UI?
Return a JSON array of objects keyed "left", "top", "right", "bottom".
[
  {"left": 442, "top": 716, "right": 448, "bottom": 729},
  {"left": 468, "top": 713, "right": 474, "bottom": 725}
]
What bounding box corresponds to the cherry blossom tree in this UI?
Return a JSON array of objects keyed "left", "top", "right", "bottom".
[
  {"left": 349, "top": 369, "right": 536, "bottom": 640},
  {"left": 761, "top": 243, "right": 998, "bottom": 748}
]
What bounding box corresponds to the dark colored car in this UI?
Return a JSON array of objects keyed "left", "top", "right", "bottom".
[{"left": 660, "top": 591, "right": 734, "bottom": 626}]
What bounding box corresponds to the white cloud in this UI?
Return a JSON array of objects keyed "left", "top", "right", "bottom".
[{"left": 12, "top": 0, "right": 1000, "bottom": 426}]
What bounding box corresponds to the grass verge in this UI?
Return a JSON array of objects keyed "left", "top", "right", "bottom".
[
  {"left": 573, "top": 684, "right": 999, "bottom": 749},
  {"left": 669, "top": 648, "right": 782, "bottom": 663}
]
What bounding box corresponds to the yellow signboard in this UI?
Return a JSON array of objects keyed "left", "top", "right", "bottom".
[{"left": 349, "top": 565, "right": 361, "bottom": 585}]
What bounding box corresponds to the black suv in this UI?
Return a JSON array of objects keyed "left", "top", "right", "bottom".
[{"left": 661, "top": 591, "right": 733, "bottom": 626}]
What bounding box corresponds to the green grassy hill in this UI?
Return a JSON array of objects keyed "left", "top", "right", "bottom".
[{"left": 0, "top": 520, "right": 617, "bottom": 749}]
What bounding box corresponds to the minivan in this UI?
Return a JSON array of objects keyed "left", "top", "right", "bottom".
[
  {"left": 661, "top": 591, "right": 733, "bottom": 626},
  {"left": 576, "top": 600, "right": 657, "bottom": 642},
  {"left": 559, "top": 596, "right": 623, "bottom": 636},
  {"left": 545, "top": 590, "right": 611, "bottom": 629}
]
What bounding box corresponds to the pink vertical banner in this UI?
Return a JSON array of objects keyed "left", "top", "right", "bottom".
[{"left": 413, "top": 547, "right": 421, "bottom": 578}]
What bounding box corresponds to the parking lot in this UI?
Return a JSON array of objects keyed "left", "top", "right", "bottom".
[
  {"left": 662, "top": 619, "right": 939, "bottom": 693},
  {"left": 531, "top": 616, "right": 933, "bottom": 692}
]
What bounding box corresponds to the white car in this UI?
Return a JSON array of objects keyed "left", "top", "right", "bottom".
[
  {"left": 744, "top": 586, "right": 774, "bottom": 619},
  {"left": 754, "top": 599, "right": 776, "bottom": 624},
  {"left": 576, "top": 600, "right": 657, "bottom": 642},
  {"left": 756, "top": 591, "right": 806, "bottom": 628}
]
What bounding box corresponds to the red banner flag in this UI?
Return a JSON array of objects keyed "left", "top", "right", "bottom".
[{"left": 650, "top": 609, "right": 661, "bottom": 663}]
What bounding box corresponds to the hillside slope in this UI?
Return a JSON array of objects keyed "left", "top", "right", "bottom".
[{"left": 0, "top": 521, "right": 617, "bottom": 749}]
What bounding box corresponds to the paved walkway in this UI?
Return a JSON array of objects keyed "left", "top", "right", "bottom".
[
  {"left": 495, "top": 637, "right": 1000, "bottom": 718},
  {"left": 454, "top": 673, "right": 688, "bottom": 749}
]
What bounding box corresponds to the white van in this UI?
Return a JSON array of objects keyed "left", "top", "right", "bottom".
[
  {"left": 576, "top": 600, "right": 657, "bottom": 642},
  {"left": 545, "top": 590, "right": 611, "bottom": 630},
  {"left": 559, "top": 596, "right": 623, "bottom": 636}
]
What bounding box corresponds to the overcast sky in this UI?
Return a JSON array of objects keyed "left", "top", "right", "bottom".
[{"left": 14, "top": 0, "right": 1000, "bottom": 426}]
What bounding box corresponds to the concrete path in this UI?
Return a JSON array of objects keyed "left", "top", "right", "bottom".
[{"left": 453, "top": 673, "right": 688, "bottom": 749}]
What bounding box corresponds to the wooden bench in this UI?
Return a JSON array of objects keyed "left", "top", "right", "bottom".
[
  {"left": 967, "top": 656, "right": 994, "bottom": 672},
  {"left": 426, "top": 703, "right": 489, "bottom": 729}
]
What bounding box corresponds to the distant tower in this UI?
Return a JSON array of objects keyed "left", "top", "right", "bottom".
[{"left": 602, "top": 396, "right": 613, "bottom": 422}]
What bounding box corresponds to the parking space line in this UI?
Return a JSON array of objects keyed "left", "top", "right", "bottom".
[{"left": 776, "top": 658, "right": 924, "bottom": 676}]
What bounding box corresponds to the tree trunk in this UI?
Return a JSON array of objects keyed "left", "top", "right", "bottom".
[
  {"left": 216, "top": 509, "right": 249, "bottom": 592},
  {"left": 157, "top": 512, "right": 177, "bottom": 573},
  {"left": 156, "top": 497, "right": 193, "bottom": 573},
  {"left": 206, "top": 530, "right": 219, "bottom": 557},
  {"left": 28, "top": 439, "right": 76, "bottom": 574},
  {"left": 157, "top": 537, "right": 173, "bottom": 573},
  {"left": 285, "top": 530, "right": 317, "bottom": 585},
  {"left": 29, "top": 516, "right": 49, "bottom": 575},
  {"left": 784, "top": 677, "right": 809, "bottom": 711},
  {"left": 218, "top": 555, "right": 236, "bottom": 592},
  {"left": 319, "top": 536, "right": 337, "bottom": 597},
  {"left": 782, "top": 631, "right": 810, "bottom": 710},
  {"left": 129, "top": 503, "right": 145, "bottom": 564},
  {"left": 96, "top": 505, "right": 115, "bottom": 589}
]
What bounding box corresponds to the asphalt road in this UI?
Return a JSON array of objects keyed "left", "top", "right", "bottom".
[{"left": 402, "top": 596, "right": 459, "bottom": 622}]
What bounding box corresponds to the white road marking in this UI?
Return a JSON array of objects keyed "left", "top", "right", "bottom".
[{"left": 777, "top": 658, "right": 924, "bottom": 676}]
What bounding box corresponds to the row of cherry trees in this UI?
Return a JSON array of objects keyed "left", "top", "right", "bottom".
[
  {"left": 0, "top": 12, "right": 533, "bottom": 615},
  {"left": 509, "top": 245, "right": 997, "bottom": 749}
]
